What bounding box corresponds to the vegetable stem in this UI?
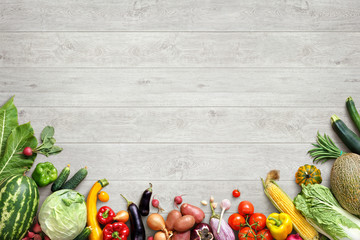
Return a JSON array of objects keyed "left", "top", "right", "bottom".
[
  {"left": 331, "top": 115, "right": 340, "bottom": 124},
  {"left": 268, "top": 217, "right": 282, "bottom": 227},
  {"left": 120, "top": 194, "right": 132, "bottom": 207}
]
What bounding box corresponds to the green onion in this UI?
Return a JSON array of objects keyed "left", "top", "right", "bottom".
[{"left": 308, "top": 132, "right": 345, "bottom": 164}]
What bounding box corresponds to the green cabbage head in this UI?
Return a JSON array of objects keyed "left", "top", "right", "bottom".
[{"left": 39, "top": 189, "right": 87, "bottom": 240}]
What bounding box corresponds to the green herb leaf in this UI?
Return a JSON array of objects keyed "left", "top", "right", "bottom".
[
  {"left": 47, "top": 146, "right": 63, "bottom": 156},
  {"left": 0, "top": 97, "right": 18, "bottom": 159},
  {"left": 35, "top": 126, "right": 62, "bottom": 157},
  {"left": 40, "top": 126, "right": 55, "bottom": 142},
  {"left": 0, "top": 123, "right": 37, "bottom": 179}
]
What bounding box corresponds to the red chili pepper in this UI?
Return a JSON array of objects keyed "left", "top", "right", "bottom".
[
  {"left": 97, "top": 206, "right": 116, "bottom": 225},
  {"left": 103, "top": 222, "right": 130, "bottom": 240}
]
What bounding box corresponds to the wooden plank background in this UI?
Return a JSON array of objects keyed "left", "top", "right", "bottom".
[{"left": 1, "top": 0, "right": 359, "bottom": 238}]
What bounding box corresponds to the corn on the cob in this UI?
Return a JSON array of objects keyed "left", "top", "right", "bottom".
[{"left": 262, "top": 170, "right": 319, "bottom": 240}]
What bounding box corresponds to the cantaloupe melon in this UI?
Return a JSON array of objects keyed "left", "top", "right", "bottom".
[{"left": 330, "top": 153, "right": 360, "bottom": 215}]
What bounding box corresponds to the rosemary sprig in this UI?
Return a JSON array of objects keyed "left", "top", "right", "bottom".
[{"left": 308, "top": 132, "right": 345, "bottom": 164}]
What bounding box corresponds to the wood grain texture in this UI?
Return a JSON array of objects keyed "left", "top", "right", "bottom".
[
  {"left": 1, "top": 32, "right": 360, "bottom": 67},
  {"left": 0, "top": 0, "right": 359, "bottom": 31},
  {"left": 1, "top": 68, "right": 360, "bottom": 107},
  {"left": 1, "top": 0, "right": 359, "bottom": 238},
  {"left": 17, "top": 107, "right": 349, "bottom": 143},
  {"left": 33, "top": 143, "right": 333, "bottom": 182}
]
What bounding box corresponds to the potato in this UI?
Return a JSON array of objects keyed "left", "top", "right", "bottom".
[
  {"left": 180, "top": 203, "right": 205, "bottom": 224},
  {"left": 173, "top": 215, "right": 196, "bottom": 233},
  {"left": 172, "top": 230, "right": 191, "bottom": 240},
  {"left": 154, "top": 231, "right": 167, "bottom": 240},
  {"left": 166, "top": 210, "right": 182, "bottom": 231}
]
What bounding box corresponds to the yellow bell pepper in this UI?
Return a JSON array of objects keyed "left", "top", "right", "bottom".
[{"left": 266, "top": 213, "right": 293, "bottom": 240}]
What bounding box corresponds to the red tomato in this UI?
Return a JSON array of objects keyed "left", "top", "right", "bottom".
[
  {"left": 238, "top": 201, "right": 254, "bottom": 216},
  {"left": 239, "top": 227, "right": 256, "bottom": 240},
  {"left": 232, "top": 189, "right": 241, "bottom": 198},
  {"left": 249, "top": 213, "right": 267, "bottom": 231},
  {"left": 228, "top": 213, "right": 246, "bottom": 231},
  {"left": 256, "top": 229, "right": 273, "bottom": 240}
]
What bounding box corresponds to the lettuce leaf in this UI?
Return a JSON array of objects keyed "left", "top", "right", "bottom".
[
  {"left": 0, "top": 96, "right": 18, "bottom": 159},
  {"left": 294, "top": 184, "right": 360, "bottom": 240},
  {"left": 0, "top": 123, "right": 37, "bottom": 180}
]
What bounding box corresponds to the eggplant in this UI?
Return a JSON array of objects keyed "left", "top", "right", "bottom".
[
  {"left": 139, "top": 183, "right": 153, "bottom": 216},
  {"left": 209, "top": 202, "right": 235, "bottom": 240},
  {"left": 191, "top": 223, "right": 214, "bottom": 240},
  {"left": 121, "top": 194, "right": 146, "bottom": 240}
]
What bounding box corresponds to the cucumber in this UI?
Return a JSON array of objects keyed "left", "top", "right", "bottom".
[
  {"left": 61, "top": 167, "right": 88, "bottom": 190},
  {"left": 346, "top": 96, "right": 360, "bottom": 133},
  {"left": 74, "top": 226, "right": 92, "bottom": 240},
  {"left": 51, "top": 164, "right": 70, "bottom": 192},
  {"left": 331, "top": 115, "right": 360, "bottom": 154}
]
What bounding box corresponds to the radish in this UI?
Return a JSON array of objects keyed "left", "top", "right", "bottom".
[
  {"left": 26, "top": 232, "right": 35, "bottom": 238},
  {"left": 174, "top": 195, "right": 184, "bottom": 208},
  {"left": 152, "top": 196, "right": 164, "bottom": 212},
  {"left": 23, "top": 147, "right": 33, "bottom": 156},
  {"left": 44, "top": 236, "right": 51, "bottom": 240},
  {"left": 33, "top": 234, "right": 42, "bottom": 240},
  {"left": 32, "top": 221, "right": 41, "bottom": 233}
]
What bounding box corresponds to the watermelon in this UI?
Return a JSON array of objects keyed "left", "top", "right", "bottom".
[{"left": 0, "top": 175, "right": 39, "bottom": 240}]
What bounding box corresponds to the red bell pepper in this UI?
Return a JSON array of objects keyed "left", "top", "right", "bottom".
[
  {"left": 103, "top": 222, "right": 130, "bottom": 240},
  {"left": 97, "top": 206, "right": 116, "bottom": 225}
]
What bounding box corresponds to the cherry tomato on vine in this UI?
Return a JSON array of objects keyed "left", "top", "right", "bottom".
[
  {"left": 249, "top": 213, "right": 267, "bottom": 231},
  {"left": 238, "top": 227, "right": 256, "bottom": 240},
  {"left": 228, "top": 213, "right": 246, "bottom": 231},
  {"left": 98, "top": 191, "right": 109, "bottom": 202},
  {"left": 256, "top": 229, "right": 273, "bottom": 240},
  {"left": 238, "top": 201, "right": 254, "bottom": 216},
  {"left": 232, "top": 189, "right": 241, "bottom": 198}
]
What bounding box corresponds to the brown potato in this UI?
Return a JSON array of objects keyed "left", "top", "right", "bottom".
[
  {"left": 180, "top": 203, "right": 205, "bottom": 224},
  {"left": 173, "top": 215, "right": 196, "bottom": 233},
  {"left": 166, "top": 210, "right": 182, "bottom": 231},
  {"left": 154, "top": 231, "right": 167, "bottom": 240},
  {"left": 172, "top": 230, "right": 191, "bottom": 240}
]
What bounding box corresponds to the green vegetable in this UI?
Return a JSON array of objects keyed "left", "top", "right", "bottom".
[
  {"left": 39, "top": 189, "right": 87, "bottom": 240},
  {"left": 0, "top": 123, "right": 38, "bottom": 179},
  {"left": 33, "top": 126, "right": 63, "bottom": 157},
  {"left": 32, "top": 162, "right": 58, "bottom": 187},
  {"left": 331, "top": 115, "right": 360, "bottom": 154},
  {"left": 294, "top": 184, "right": 360, "bottom": 240},
  {"left": 74, "top": 226, "right": 92, "bottom": 240},
  {"left": 0, "top": 175, "right": 39, "bottom": 240},
  {"left": 346, "top": 96, "right": 360, "bottom": 133},
  {"left": 62, "top": 166, "right": 88, "bottom": 190},
  {"left": 51, "top": 164, "right": 71, "bottom": 192},
  {"left": 308, "top": 132, "right": 345, "bottom": 163},
  {"left": 0, "top": 96, "right": 18, "bottom": 159}
]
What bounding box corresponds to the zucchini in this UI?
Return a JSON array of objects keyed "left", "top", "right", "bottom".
[
  {"left": 346, "top": 96, "right": 360, "bottom": 133},
  {"left": 61, "top": 167, "right": 88, "bottom": 190},
  {"left": 74, "top": 226, "right": 92, "bottom": 240},
  {"left": 51, "top": 164, "right": 70, "bottom": 192},
  {"left": 331, "top": 115, "right": 360, "bottom": 154}
]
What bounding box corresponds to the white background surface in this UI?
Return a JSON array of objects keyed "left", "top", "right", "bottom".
[{"left": 1, "top": 0, "right": 359, "bottom": 237}]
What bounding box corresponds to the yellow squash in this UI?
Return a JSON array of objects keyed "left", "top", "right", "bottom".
[{"left": 87, "top": 179, "right": 109, "bottom": 240}]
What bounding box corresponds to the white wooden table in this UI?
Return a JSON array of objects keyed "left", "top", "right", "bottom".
[{"left": 1, "top": 0, "right": 359, "bottom": 238}]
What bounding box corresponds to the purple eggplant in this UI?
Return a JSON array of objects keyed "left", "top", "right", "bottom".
[
  {"left": 190, "top": 223, "right": 214, "bottom": 240},
  {"left": 209, "top": 202, "right": 235, "bottom": 240}
]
